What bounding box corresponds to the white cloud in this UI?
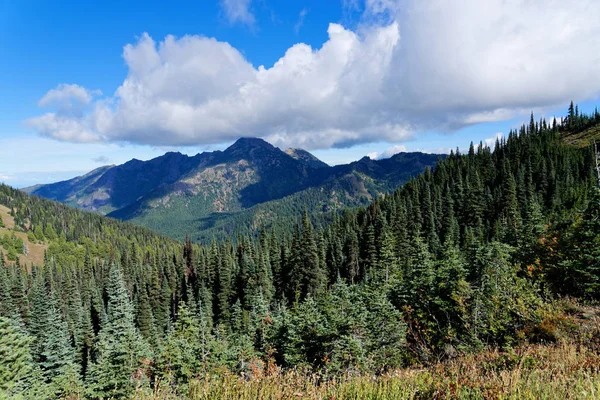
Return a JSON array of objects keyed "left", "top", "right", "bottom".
[
  {"left": 294, "top": 8, "right": 309, "bottom": 34},
  {"left": 363, "top": 0, "right": 401, "bottom": 19},
  {"left": 26, "top": 0, "right": 600, "bottom": 150},
  {"left": 27, "top": 113, "right": 101, "bottom": 143},
  {"left": 220, "top": 0, "right": 255, "bottom": 26},
  {"left": 368, "top": 144, "right": 408, "bottom": 160},
  {"left": 484, "top": 132, "right": 505, "bottom": 149},
  {"left": 37, "top": 83, "right": 101, "bottom": 116}
]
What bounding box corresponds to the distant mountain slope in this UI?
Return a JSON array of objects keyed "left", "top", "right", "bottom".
[
  {"left": 285, "top": 148, "right": 330, "bottom": 169},
  {"left": 27, "top": 138, "right": 442, "bottom": 240},
  {"left": 23, "top": 152, "right": 213, "bottom": 214},
  {"left": 22, "top": 165, "right": 113, "bottom": 203}
]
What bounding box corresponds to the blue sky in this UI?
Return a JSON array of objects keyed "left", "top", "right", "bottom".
[{"left": 1, "top": 0, "right": 599, "bottom": 187}]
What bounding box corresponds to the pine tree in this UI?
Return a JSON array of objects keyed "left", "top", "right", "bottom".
[
  {"left": 501, "top": 159, "right": 520, "bottom": 244},
  {"left": 562, "top": 187, "right": 600, "bottom": 296},
  {"left": 361, "top": 223, "right": 377, "bottom": 282},
  {"left": 344, "top": 231, "right": 360, "bottom": 284},
  {"left": 28, "top": 272, "right": 50, "bottom": 361},
  {"left": 39, "top": 298, "right": 82, "bottom": 399},
  {"left": 470, "top": 242, "right": 538, "bottom": 346},
  {"left": 378, "top": 230, "right": 396, "bottom": 284},
  {"left": 568, "top": 101, "right": 575, "bottom": 128},
  {"left": 300, "top": 211, "right": 324, "bottom": 298},
  {"left": 9, "top": 264, "right": 29, "bottom": 323},
  {"left": 0, "top": 317, "right": 33, "bottom": 396},
  {"left": 215, "top": 251, "right": 233, "bottom": 325},
  {"left": 0, "top": 256, "right": 15, "bottom": 319},
  {"left": 86, "top": 265, "right": 150, "bottom": 399},
  {"left": 285, "top": 225, "right": 302, "bottom": 300},
  {"left": 155, "top": 302, "right": 202, "bottom": 389},
  {"left": 136, "top": 282, "right": 157, "bottom": 347}
]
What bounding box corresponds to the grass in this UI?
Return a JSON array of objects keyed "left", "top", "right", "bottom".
[
  {"left": 134, "top": 343, "right": 600, "bottom": 399},
  {"left": 561, "top": 124, "right": 600, "bottom": 148},
  {"left": 0, "top": 204, "right": 47, "bottom": 267}
]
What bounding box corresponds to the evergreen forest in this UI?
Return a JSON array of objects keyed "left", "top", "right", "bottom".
[{"left": 2, "top": 103, "right": 600, "bottom": 398}]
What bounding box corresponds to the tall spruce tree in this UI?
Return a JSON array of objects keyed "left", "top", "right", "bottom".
[
  {"left": 86, "top": 265, "right": 150, "bottom": 399},
  {"left": 561, "top": 186, "right": 600, "bottom": 296},
  {"left": 39, "top": 298, "right": 82, "bottom": 399},
  {"left": 0, "top": 317, "right": 33, "bottom": 396}
]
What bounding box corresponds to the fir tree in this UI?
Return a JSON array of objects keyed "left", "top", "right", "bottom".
[
  {"left": 86, "top": 265, "right": 150, "bottom": 399},
  {"left": 562, "top": 187, "right": 600, "bottom": 296},
  {"left": 155, "top": 302, "right": 202, "bottom": 389},
  {"left": 0, "top": 317, "right": 33, "bottom": 396},
  {"left": 39, "top": 298, "right": 82, "bottom": 399},
  {"left": 0, "top": 256, "right": 15, "bottom": 319}
]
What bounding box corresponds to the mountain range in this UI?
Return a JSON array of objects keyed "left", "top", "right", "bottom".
[{"left": 24, "top": 137, "right": 442, "bottom": 241}]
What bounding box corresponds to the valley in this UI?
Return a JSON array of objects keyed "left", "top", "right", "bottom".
[{"left": 26, "top": 138, "right": 441, "bottom": 241}]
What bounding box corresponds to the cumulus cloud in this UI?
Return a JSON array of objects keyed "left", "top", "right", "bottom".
[
  {"left": 26, "top": 0, "right": 600, "bottom": 150},
  {"left": 28, "top": 83, "right": 102, "bottom": 141},
  {"left": 368, "top": 144, "right": 408, "bottom": 160},
  {"left": 27, "top": 113, "right": 101, "bottom": 143},
  {"left": 220, "top": 0, "right": 255, "bottom": 26},
  {"left": 38, "top": 83, "right": 98, "bottom": 108},
  {"left": 37, "top": 83, "right": 101, "bottom": 116}
]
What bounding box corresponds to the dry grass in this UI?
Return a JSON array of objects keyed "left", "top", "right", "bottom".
[
  {"left": 134, "top": 343, "right": 600, "bottom": 400},
  {"left": 0, "top": 204, "right": 48, "bottom": 268},
  {"left": 561, "top": 124, "right": 600, "bottom": 148},
  {"left": 0, "top": 204, "right": 15, "bottom": 229}
]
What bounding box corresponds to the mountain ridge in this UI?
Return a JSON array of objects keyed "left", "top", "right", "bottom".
[{"left": 26, "top": 138, "right": 442, "bottom": 240}]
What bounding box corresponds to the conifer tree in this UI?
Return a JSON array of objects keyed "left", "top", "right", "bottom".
[
  {"left": 300, "top": 210, "right": 324, "bottom": 298},
  {"left": 28, "top": 272, "right": 50, "bottom": 361},
  {"left": 86, "top": 265, "right": 150, "bottom": 399},
  {"left": 9, "top": 264, "right": 29, "bottom": 323},
  {"left": 0, "top": 256, "right": 15, "bottom": 319},
  {"left": 135, "top": 282, "right": 157, "bottom": 347},
  {"left": 0, "top": 317, "right": 33, "bottom": 396},
  {"left": 378, "top": 228, "right": 397, "bottom": 283},
  {"left": 344, "top": 231, "right": 360, "bottom": 284},
  {"left": 39, "top": 298, "right": 82, "bottom": 399},
  {"left": 501, "top": 159, "right": 521, "bottom": 243},
  {"left": 155, "top": 302, "right": 202, "bottom": 389},
  {"left": 562, "top": 186, "right": 600, "bottom": 296},
  {"left": 214, "top": 247, "right": 234, "bottom": 324}
]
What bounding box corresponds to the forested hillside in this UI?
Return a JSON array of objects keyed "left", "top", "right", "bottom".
[
  {"left": 2, "top": 104, "right": 600, "bottom": 398},
  {"left": 25, "top": 138, "right": 441, "bottom": 241}
]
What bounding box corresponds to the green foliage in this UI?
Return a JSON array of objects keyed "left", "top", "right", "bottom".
[
  {"left": 0, "top": 259, "right": 15, "bottom": 319},
  {"left": 0, "top": 317, "right": 33, "bottom": 397},
  {"left": 469, "top": 242, "right": 540, "bottom": 347},
  {"left": 86, "top": 265, "right": 151, "bottom": 399},
  {"left": 0, "top": 232, "right": 24, "bottom": 257},
  {"left": 274, "top": 282, "right": 406, "bottom": 374},
  {"left": 558, "top": 186, "right": 600, "bottom": 296},
  {"left": 0, "top": 104, "right": 599, "bottom": 396},
  {"left": 38, "top": 299, "right": 82, "bottom": 399},
  {"left": 155, "top": 302, "right": 204, "bottom": 389}
]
